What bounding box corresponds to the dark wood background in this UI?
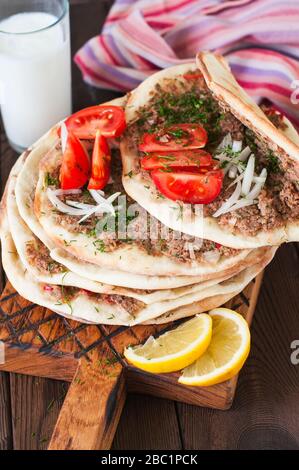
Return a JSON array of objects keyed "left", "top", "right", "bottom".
[{"left": 1, "top": 0, "right": 299, "bottom": 450}]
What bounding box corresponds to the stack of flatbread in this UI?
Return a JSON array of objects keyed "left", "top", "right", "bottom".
[{"left": 1, "top": 52, "right": 298, "bottom": 326}]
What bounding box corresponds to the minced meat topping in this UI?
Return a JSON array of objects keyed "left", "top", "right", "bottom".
[
  {"left": 26, "top": 239, "right": 66, "bottom": 274},
  {"left": 127, "top": 71, "right": 299, "bottom": 237},
  {"left": 43, "top": 285, "right": 144, "bottom": 317},
  {"left": 45, "top": 147, "right": 239, "bottom": 262}
]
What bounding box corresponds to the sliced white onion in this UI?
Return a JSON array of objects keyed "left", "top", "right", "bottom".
[
  {"left": 232, "top": 140, "right": 242, "bottom": 152},
  {"left": 47, "top": 187, "right": 121, "bottom": 223},
  {"left": 237, "top": 162, "right": 246, "bottom": 173},
  {"left": 106, "top": 192, "right": 121, "bottom": 205},
  {"left": 226, "top": 198, "right": 256, "bottom": 213},
  {"left": 238, "top": 146, "right": 251, "bottom": 162},
  {"left": 253, "top": 175, "right": 267, "bottom": 184},
  {"left": 66, "top": 200, "right": 95, "bottom": 210},
  {"left": 214, "top": 153, "right": 230, "bottom": 162},
  {"left": 89, "top": 189, "right": 106, "bottom": 205},
  {"left": 47, "top": 188, "right": 87, "bottom": 215},
  {"left": 216, "top": 133, "right": 232, "bottom": 151},
  {"left": 215, "top": 153, "right": 232, "bottom": 174},
  {"left": 247, "top": 168, "right": 267, "bottom": 200},
  {"left": 223, "top": 162, "right": 233, "bottom": 175},
  {"left": 228, "top": 172, "right": 244, "bottom": 189},
  {"left": 213, "top": 181, "right": 242, "bottom": 218},
  {"left": 228, "top": 164, "right": 238, "bottom": 179},
  {"left": 78, "top": 202, "right": 116, "bottom": 224},
  {"left": 203, "top": 250, "right": 221, "bottom": 263},
  {"left": 241, "top": 154, "right": 255, "bottom": 196},
  {"left": 60, "top": 122, "right": 68, "bottom": 154},
  {"left": 52, "top": 189, "right": 81, "bottom": 196}
]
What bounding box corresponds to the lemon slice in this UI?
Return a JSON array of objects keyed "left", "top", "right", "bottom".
[
  {"left": 124, "top": 314, "right": 212, "bottom": 374},
  {"left": 179, "top": 308, "right": 250, "bottom": 386}
]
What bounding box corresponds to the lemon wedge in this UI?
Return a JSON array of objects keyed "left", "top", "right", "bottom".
[
  {"left": 179, "top": 308, "right": 250, "bottom": 386},
  {"left": 124, "top": 314, "right": 212, "bottom": 373}
]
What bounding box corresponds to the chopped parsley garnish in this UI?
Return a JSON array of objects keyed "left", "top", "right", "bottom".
[
  {"left": 155, "top": 89, "right": 213, "bottom": 126},
  {"left": 47, "top": 261, "right": 57, "bottom": 272},
  {"left": 217, "top": 145, "right": 241, "bottom": 168},
  {"left": 221, "top": 145, "right": 241, "bottom": 159},
  {"left": 266, "top": 150, "right": 280, "bottom": 174},
  {"left": 156, "top": 154, "right": 176, "bottom": 161},
  {"left": 167, "top": 128, "right": 187, "bottom": 139},
  {"left": 63, "top": 239, "right": 77, "bottom": 247},
  {"left": 87, "top": 227, "right": 97, "bottom": 238},
  {"left": 93, "top": 239, "right": 106, "bottom": 253},
  {"left": 244, "top": 129, "right": 258, "bottom": 152},
  {"left": 44, "top": 173, "right": 58, "bottom": 188}
]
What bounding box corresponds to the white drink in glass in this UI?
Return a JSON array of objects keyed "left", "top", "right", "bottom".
[{"left": 0, "top": 2, "right": 71, "bottom": 152}]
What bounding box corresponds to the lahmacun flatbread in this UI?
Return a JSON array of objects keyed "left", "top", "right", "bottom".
[{"left": 121, "top": 53, "right": 299, "bottom": 249}]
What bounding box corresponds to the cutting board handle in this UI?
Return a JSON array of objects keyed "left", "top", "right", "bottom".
[{"left": 48, "top": 356, "right": 126, "bottom": 450}]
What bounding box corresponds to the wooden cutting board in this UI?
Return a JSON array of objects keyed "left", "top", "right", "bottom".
[{"left": 0, "top": 273, "right": 263, "bottom": 450}]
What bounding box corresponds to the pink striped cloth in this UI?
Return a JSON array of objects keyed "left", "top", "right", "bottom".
[{"left": 75, "top": 0, "right": 299, "bottom": 127}]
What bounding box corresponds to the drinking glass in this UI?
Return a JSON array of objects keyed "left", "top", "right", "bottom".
[{"left": 0, "top": 0, "right": 72, "bottom": 152}]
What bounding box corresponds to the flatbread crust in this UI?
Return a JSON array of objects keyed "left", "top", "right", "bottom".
[
  {"left": 32, "top": 128, "right": 257, "bottom": 278},
  {"left": 0, "top": 85, "right": 279, "bottom": 327},
  {"left": 10, "top": 154, "right": 262, "bottom": 305},
  {"left": 0, "top": 207, "right": 275, "bottom": 325},
  {"left": 0, "top": 212, "right": 275, "bottom": 325},
  {"left": 9, "top": 160, "right": 254, "bottom": 304},
  {"left": 121, "top": 56, "right": 299, "bottom": 249}
]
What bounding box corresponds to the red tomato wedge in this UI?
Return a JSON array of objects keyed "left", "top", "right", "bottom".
[
  {"left": 151, "top": 169, "right": 223, "bottom": 204},
  {"left": 60, "top": 131, "right": 90, "bottom": 190},
  {"left": 65, "top": 105, "right": 126, "bottom": 139},
  {"left": 264, "top": 107, "right": 282, "bottom": 117},
  {"left": 183, "top": 72, "right": 202, "bottom": 80},
  {"left": 139, "top": 124, "right": 207, "bottom": 152},
  {"left": 140, "top": 150, "right": 213, "bottom": 171},
  {"left": 88, "top": 130, "right": 111, "bottom": 190}
]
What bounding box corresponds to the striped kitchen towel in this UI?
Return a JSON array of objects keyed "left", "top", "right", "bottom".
[{"left": 75, "top": 0, "right": 299, "bottom": 126}]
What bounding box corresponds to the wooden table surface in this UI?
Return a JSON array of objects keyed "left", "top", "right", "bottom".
[{"left": 1, "top": 0, "right": 299, "bottom": 450}]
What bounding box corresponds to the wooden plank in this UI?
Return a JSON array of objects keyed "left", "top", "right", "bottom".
[
  {"left": 176, "top": 244, "right": 299, "bottom": 450},
  {"left": 48, "top": 348, "right": 126, "bottom": 450},
  {"left": 126, "top": 366, "right": 238, "bottom": 410},
  {"left": 0, "top": 1, "right": 118, "bottom": 451},
  {"left": 10, "top": 374, "right": 68, "bottom": 450},
  {"left": 0, "top": 347, "right": 77, "bottom": 382},
  {"left": 0, "top": 372, "right": 13, "bottom": 450},
  {"left": 113, "top": 394, "right": 182, "bottom": 450},
  {"left": 2, "top": 0, "right": 294, "bottom": 452},
  {"left": 0, "top": 270, "right": 261, "bottom": 450}
]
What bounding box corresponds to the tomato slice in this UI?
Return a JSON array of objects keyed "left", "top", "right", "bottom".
[
  {"left": 264, "top": 106, "right": 282, "bottom": 117},
  {"left": 88, "top": 130, "right": 111, "bottom": 190},
  {"left": 151, "top": 169, "right": 223, "bottom": 204},
  {"left": 60, "top": 131, "right": 90, "bottom": 190},
  {"left": 141, "top": 150, "right": 213, "bottom": 171},
  {"left": 65, "top": 105, "right": 126, "bottom": 139},
  {"left": 139, "top": 124, "right": 207, "bottom": 152},
  {"left": 183, "top": 72, "right": 202, "bottom": 80}
]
